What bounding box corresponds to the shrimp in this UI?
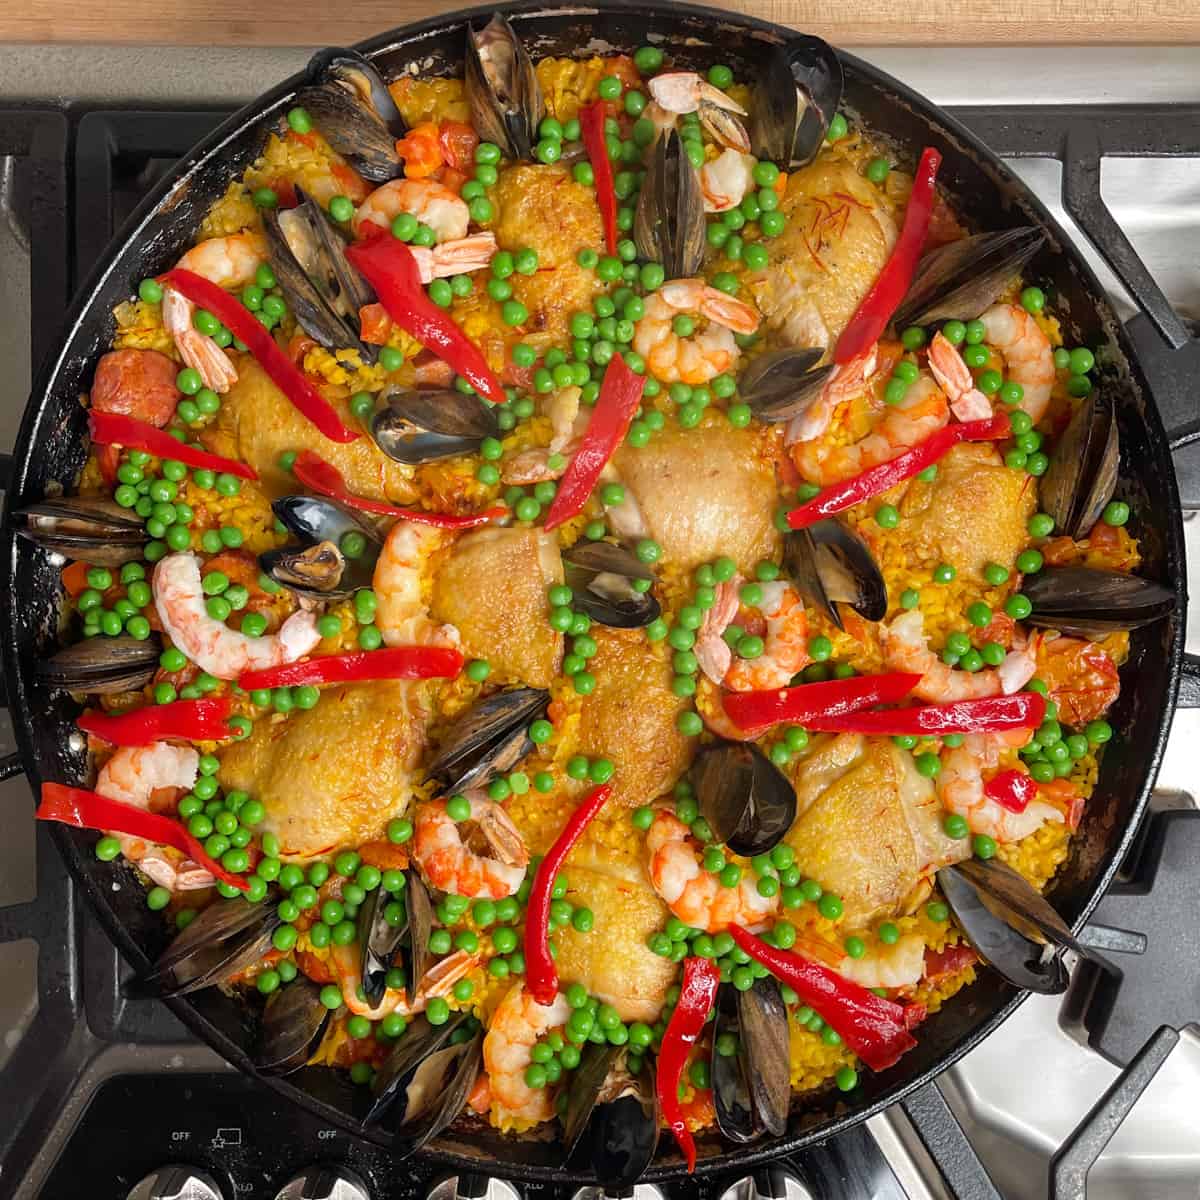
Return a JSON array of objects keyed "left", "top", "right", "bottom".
[
  {"left": 724, "top": 582, "right": 811, "bottom": 691},
  {"left": 163, "top": 232, "right": 267, "bottom": 393},
  {"left": 90, "top": 348, "right": 180, "bottom": 427},
  {"left": 372, "top": 519, "right": 461, "bottom": 647},
  {"left": 647, "top": 72, "right": 750, "bottom": 151},
  {"left": 97, "top": 743, "right": 212, "bottom": 891},
  {"left": 408, "top": 233, "right": 498, "bottom": 283},
  {"left": 501, "top": 387, "right": 582, "bottom": 485},
  {"left": 786, "top": 345, "right": 880, "bottom": 445},
  {"left": 645, "top": 810, "right": 778, "bottom": 932},
  {"left": 939, "top": 734, "right": 1064, "bottom": 843},
  {"left": 927, "top": 332, "right": 991, "bottom": 422},
  {"left": 330, "top": 942, "right": 478, "bottom": 1019},
  {"left": 694, "top": 578, "right": 741, "bottom": 685},
  {"left": 153, "top": 552, "right": 320, "bottom": 681},
  {"left": 483, "top": 983, "right": 572, "bottom": 1124},
  {"left": 699, "top": 150, "right": 756, "bottom": 213},
  {"left": 837, "top": 933, "right": 926, "bottom": 990},
  {"left": 411, "top": 793, "right": 529, "bottom": 899},
  {"left": 633, "top": 278, "right": 760, "bottom": 385},
  {"left": 352, "top": 178, "right": 469, "bottom": 242},
  {"left": 791, "top": 375, "right": 949, "bottom": 487},
  {"left": 883, "top": 609, "right": 1037, "bottom": 703},
  {"left": 979, "top": 303, "right": 1054, "bottom": 423}
]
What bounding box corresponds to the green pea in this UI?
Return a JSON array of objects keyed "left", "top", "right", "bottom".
[
  {"left": 1020, "top": 286, "right": 1046, "bottom": 313},
  {"left": 1103, "top": 500, "right": 1130, "bottom": 526}
]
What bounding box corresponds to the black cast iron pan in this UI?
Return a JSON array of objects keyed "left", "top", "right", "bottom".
[{"left": 0, "top": 1, "right": 1196, "bottom": 1185}]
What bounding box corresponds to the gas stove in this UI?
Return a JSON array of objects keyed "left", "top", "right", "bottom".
[{"left": 1, "top": 41, "right": 1199, "bottom": 1200}]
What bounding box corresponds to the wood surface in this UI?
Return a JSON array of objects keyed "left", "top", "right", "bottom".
[{"left": 3, "top": 0, "right": 1200, "bottom": 45}]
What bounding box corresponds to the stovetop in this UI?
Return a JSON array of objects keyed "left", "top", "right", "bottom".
[{"left": 2, "top": 42, "right": 1200, "bottom": 1200}]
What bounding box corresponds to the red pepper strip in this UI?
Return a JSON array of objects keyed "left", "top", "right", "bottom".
[
  {"left": 802, "top": 692, "right": 1047, "bottom": 736},
  {"left": 37, "top": 782, "right": 249, "bottom": 890},
  {"left": 835, "top": 146, "right": 942, "bottom": 364},
  {"left": 786, "top": 414, "right": 1011, "bottom": 530},
  {"left": 77, "top": 698, "right": 232, "bottom": 747},
  {"left": 344, "top": 237, "right": 504, "bottom": 403},
  {"left": 238, "top": 645, "right": 463, "bottom": 692},
  {"left": 657, "top": 956, "right": 720, "bottom": 1172},
  {"left": 543, "top": 355, "right": 645, "bottom": 532},
  {"left": 984, "top": 767, "right": 1039, "bottom": 813},
  {"left": 580, "top": 101, "right": 618, "bottom": 255},
  {"left": 88, "top": 412, "right": 258, "bottom": 481},
  {"left": 161, "top": 268, "right": 358, "bottom": 444},
  {"left": 722, "top": 672, "right": 921, "bottom": 736},
  {"left": 730, "top": 925, "right": 916, "bottom": 1072},
  {"left": 526, "top": 784, "right": 611, "bottom": 1004},
  {"left": 292, "top": 450, "right": 506, "bottom": 528}
]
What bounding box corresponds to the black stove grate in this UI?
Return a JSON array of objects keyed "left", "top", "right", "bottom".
[{"left": 1, "top": 98, "right": 1199, "bottom": 1200}]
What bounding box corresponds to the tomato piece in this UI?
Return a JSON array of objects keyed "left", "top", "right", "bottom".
[
  {"left": 358, "top": 302, "right": 393, "bottom": 346},
  {"left": 923, "top": 942, "right": 978, "bottom": 984},
  {"left": 1036, "top": 634, "right": 1120, "bottom": 725},
  {"left": 396, "top": 122, "right": 443, "bottom": 178},
  {"left": 438, "top": 120, "right": 480, "bottom": 172}
]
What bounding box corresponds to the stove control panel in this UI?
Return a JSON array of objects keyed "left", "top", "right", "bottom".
[
  {"left": 272, "top": 1165, "right": 371, "bottom": 1200},
  {"left": 126, "top": 1165, "right": 225, "bottom": 1200}
]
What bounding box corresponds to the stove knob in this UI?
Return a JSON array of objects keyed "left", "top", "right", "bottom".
[
  {"left": 427, "top": 1176, "right": 521, "bottom": 1200},
  {"left": 570, "top": 1186, "right": 665, "bottom": 1200},
  {"left": 126, "top": 1167, "right": 224, "bottom": 1200},
  {"left": 717, "top": 1167, "right": 814, "bottom": 1200},
  {"left": 273, "top": 1166, "right": 371, "bottom": 1200}
]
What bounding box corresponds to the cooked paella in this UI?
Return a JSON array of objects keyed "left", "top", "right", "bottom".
[{"left": 22, "top": 20, "right": 1174, "bottom": 1176}]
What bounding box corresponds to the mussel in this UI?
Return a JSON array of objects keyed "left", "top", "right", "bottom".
[
  {"left": 357, "top": 869, "right": 433, "bottom": 1008},
  {"left": 892, "top": 227, "right": 1046, "bottom": 330},
  {"left": 263, "top": 188, "right": 376, "bottom": 360},
  {"left": 738, "top": 348, "right": 834, "bottom": 426},
  {"left": 425, "top": 687, "right": 550, "bottom": 794},
  {"left": 370, "top": 387, "right": 502, "bottom": 465},
  {"left": 635, "top": 129, "right": 705, "bottom": 280},
  {"left": 750, "top": 36, "right": 843, "bottom": 169},
  {"left": 39, "top": 634, "right": 162, "bottom": 695},
  {"left": 464, "top": 14, "right": 543, "bottom": 161},
  {"left": 136, "top": 897, "right": 280, "bottom": 997},
  {"left": 1020, "top": 565, "right": 1174, "bottom": 640},
  {"left": 299, "top": 48, "right": 406, "bottom": 183},
  {"left": 693, "top": 741, "right": 797, "bottom": 858},
  {"left": 1039, "top": 394, "right": 1119, "bottom": 540},
  {"left": 937, "top": 860, "right": 1075, "bottom": 994},
  {"left": 255, "top": 976, "right": 332, "bottom": 1075},
  {"left": 259, "top": 495, "right": 382, "bottom": 600},
  {"left": 562, "top": 541, "right": 661, "bottom": 629},
  {"left": 14, "top": 496, "right": 149, "bottom": 566},
  {"left": 563, "top": 1045, "right": 659, "bottom": 1188},
  {"left": 367, "top": 1013, "right": 483, "bottom": 1154},
  {"left": 711, "top": 977, "right": 790, "bottom": 1143},
  {"left": 782, "top": 520, "right": 887, "bottom": 629}
]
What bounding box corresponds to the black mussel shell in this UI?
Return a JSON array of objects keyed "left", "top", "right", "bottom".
[
  {"left": 783, "top": 521, "right": 886, "bottom": 629},
  {"left": 738, "top": 348, "right": 834, "bottom": 425},
  {"left": 635, "top": 130, "right": 705, "bottom": 280},
  {"left": 464, "top": 13, "right": 543, "bottom": 160},
  {"left": 14, "top": 496, "right": 150, "bottom": 566},
  {"left": 261, "top": 495, "right": 381, "bottom": 599},
  {"left": 712, "top": 977, "right": 790, "bottom": 1143},
  {"left": 136, "top": 898, "right": 280, "bottom": 997},
  {"left": 894, "top": 227, "right": 1046, "bottom": 330},
  {"left": 1021, "top": 565, "right": 1174, "bottom": 640},
  {"left": 39, "top": 634, "right": 162, "bottom": 695},
  {"left": 1040, "top": 394, "right": 1119, "bottom": 540},
  {"left": 751, "top": 37, "right": 843, "bottom": 169},
  {"left": 299, "top": 49, "right": 404, "bottom": 183},
  {"left": 563, "top": 541, "right": 661, "bottom": 630},
  {"left": 425, "top": 687, "right": 550, "bottom": 794},
  {"left": 368, "top": 1014, "right": 482, "bottom": 1155},
  {"left": 255, "top": 977, "right": 331, "bottom": 1075},
  {"left": 693, "top": 741, "right": 797, "bottom": 858},
  {"left": 937, "top": 867, "right": 1070, "bottom": 994},
  {"left": 357, "top": 870, "right": 433, "bottom": 1008},
  {"left": 308, "top": 47, "right": 407, "bottom": 139},
  {"left": 264, "top": 191, "right": 376, "bottom": 361},
  {"left": 370, "top": 388, "right": 501, "bottom": 465},
  {"left": 562, "top": 1043, "right": 621, "bottom": 1156},
  {"left": 950, "top": 858, "right": 1088, "bottom": 954}
]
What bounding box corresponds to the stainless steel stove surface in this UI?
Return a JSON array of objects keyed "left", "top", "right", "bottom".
[{"left": 2, "top": 41, "right": 1200, "bottom": 1200}]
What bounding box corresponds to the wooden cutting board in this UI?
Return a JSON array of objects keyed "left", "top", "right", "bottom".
[{"left": 3, "top": 0, "right": 1199, "bottom": 45}]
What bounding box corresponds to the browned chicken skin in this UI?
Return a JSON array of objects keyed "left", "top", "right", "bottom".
[{"left": 431, "top": 527, "right": 564, "bottom": 688}]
